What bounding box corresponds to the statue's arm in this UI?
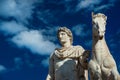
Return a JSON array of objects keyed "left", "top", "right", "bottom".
[
  {"left": 79, "top": 49, "right": 90, "bottom": 80},
  {"left": 80, "top": 50, "right": 90, "bottom": 69},
  {"left": 46, "top": 53, "right": 54, "bottom": 80}
]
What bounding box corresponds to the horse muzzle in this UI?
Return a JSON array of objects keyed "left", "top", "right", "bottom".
[{"left": 99, "top": 35, "right": 103, "bottom": 39}]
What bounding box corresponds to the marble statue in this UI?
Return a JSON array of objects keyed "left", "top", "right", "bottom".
[
  {"left": 46, "top": 27, "right": 89, "bottom": 80},
  {"left": 88, "top": 12, "right": 120, "bottom": 80}
]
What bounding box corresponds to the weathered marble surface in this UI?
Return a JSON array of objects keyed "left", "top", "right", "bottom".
[
  {"left": 88, "top": 12, "right": 120, "bottom": 80},
  {"left": 46, "top": 27, "right": 89, "bottom": 80}
]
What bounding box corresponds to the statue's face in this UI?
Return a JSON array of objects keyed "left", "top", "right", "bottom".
[{"left": 58, "top": 31, "right": 70, "bottom": 44}]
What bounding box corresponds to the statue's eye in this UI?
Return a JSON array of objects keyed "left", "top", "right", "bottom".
[{"left": 61, "top": 33, "right": 65, "bottom": 35}]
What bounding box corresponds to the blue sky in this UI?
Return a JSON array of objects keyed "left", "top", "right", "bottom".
[{"left": 0, "top": 0, "right": 120, "bottom": 80}]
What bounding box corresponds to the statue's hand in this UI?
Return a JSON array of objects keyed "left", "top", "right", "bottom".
[{"left": 80, "top": 50, "right": 91, "bottom": 69}]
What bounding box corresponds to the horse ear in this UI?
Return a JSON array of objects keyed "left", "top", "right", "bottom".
[
  {"left": 92, "top": 12, "right": 94, "bottom": 18},
  {"left": 105, "top": 16, "right": 107, "bottom": 21}
]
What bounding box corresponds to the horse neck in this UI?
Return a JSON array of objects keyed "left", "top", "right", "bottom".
[
  {"left": 93, "top": 35, "right": 107, "bottom": 50},
  {"left": 92, "top": 35, "right": 110, "bottom": 59}
]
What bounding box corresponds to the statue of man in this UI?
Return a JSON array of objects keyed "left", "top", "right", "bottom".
[{"left": 46, "top": 27, "right": 89, "bottom": 80}]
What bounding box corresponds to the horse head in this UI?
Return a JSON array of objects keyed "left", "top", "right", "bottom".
[{"left": 92, "top": 12, "right": 107, "bottom": 39}]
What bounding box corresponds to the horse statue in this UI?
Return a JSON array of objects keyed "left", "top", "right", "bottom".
[{"left": 88, "top": 12, "right": 120, "bottom": 80}]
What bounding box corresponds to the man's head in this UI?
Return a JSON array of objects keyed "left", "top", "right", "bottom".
[{"left": 57, "top": 27, "right": 73, "bottom": 45}]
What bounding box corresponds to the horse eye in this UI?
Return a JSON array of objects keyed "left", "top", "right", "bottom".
[
  {"left": 96, "top": 23, "right": 99, "bottom": 29},
  {"left": 92, "top": 21, "right": 95, "bottom": 24}
]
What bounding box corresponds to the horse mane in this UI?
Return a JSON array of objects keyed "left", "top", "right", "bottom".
[{"left": 92, "top": 12, "right": 107, "bottom": 21}]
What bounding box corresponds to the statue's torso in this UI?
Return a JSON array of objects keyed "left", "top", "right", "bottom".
[
  {"left": 54, "top": 57, "right": 79, "bottom": 80},
  {"left": 52, "top": 46, "right": 85, "bottom": 80}
]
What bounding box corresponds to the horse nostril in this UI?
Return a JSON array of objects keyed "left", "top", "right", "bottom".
[{"left": 98, "top": 31, "right": 99, "bottom": 34}]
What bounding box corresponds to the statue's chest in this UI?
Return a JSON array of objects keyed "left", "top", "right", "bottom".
[{"left": 54, "top": 57, "right": 78, "bottom": 70}]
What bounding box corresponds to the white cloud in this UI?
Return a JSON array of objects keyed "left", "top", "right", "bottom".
[
  {"left": 0, "top": 0, "right": 39, "bottom": 24},
  {"left": 37, "top": 10, "right": 58, "bottom": 24},
  {"left": 72, "top": 24, "right": 90, "bottom": 37},
  {"left": 40, "top": 26, "right": 59, "bottom": 41},
  {"left": 0, "top": 65, "right": 7, "bottom": 73},
  {"left": 76, "top": 0, "right": 102, "bottom": 11},
  {"left": 41, "top": 57, "right": 49, "bottom": 67},
  {"left": 94, "top": 4, "right": 114, "bottom": 12},
  {"left": 0, "top": 21, "right": 28, "bottom": 35},
  {"left": 0, "top": 0, "right": 59, "bottom": 55},
  {"left": 11, "top": 30, "right": 58, "bottom": 55},
  {"left": 0, "top": 20, "right": 58, "bottom": 56},
  {"left": 75, "top": 0, "right": 117, "bottom": 12}
]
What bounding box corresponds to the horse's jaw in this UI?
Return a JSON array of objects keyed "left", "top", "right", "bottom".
[{"left": 93, "top": 35, "right": 104, "bottom": 41}]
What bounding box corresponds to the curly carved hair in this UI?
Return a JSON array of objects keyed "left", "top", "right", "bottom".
[{"left": 57, "top": 27, "right": 73, "bottom": 44}]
